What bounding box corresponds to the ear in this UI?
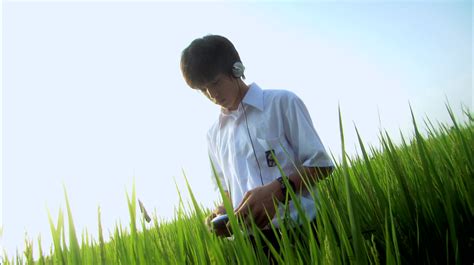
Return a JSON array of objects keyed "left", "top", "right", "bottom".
[{"left": 232, "top": 62, "right": 245, "bottom": 79}]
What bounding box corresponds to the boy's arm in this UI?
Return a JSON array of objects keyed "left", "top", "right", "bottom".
[
  {"left": 281, "top": 166, "right": 334, "bottom": 199},
  {"left": 234, "top": 166, "right": 333, "bottom": 228},
  {"left": 235, "top": 93, "right": 334, "bottom": 228}
]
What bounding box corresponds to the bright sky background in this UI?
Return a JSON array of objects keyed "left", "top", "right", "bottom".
[{"left": 1, "top": 0, "right": 472, "bottom": 259}]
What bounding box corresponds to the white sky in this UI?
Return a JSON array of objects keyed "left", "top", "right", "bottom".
[{"left": 1, "top": 0, "right": 472, "bottom": 259}]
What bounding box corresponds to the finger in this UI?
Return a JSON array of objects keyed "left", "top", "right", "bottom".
[
  {"left": 207, "top": 212, "right": 217, "bottom": 222},
  {"left": 234, "top": 200, "right": 247, "bottom": 214},
  {"left": 235, "top": 191, "right": 252, "bottom": 212},
  {"left": 217, "top": 205, "right": 226, "bottom": 215},
  {"left": 206, "top": 212, "right": 218, "bottom": 226},
  {"left": 256, "top": 213, "right": 270, "bottom": 229},
  {"left": 235, "top": 203, "right": 254, "bottom": 223},
  {"left": 235, "top": 198, "right": 251, "bottom": 218},
  {"left": 249, "top": 207, "right": 265, "bottom": 229},
  {"left": 260, "top": 207, "right": 275, "bottom": 228},
  {"left": 243, "top": 207, "right": 262, "bottom": 229},
  {"left": 234, "top": 209, "right": 246, "bottom": 224},
  {"left": 206, "top": 209, "right": 218, "bottom": 223}
]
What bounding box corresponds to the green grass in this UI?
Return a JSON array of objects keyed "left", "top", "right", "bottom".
[{"left": 3, "top": 105, "right": 473, "bottom": 264}]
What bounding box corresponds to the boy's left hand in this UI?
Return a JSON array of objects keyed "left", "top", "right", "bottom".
[{"left": 234, "top": 181, "right": 282, "bottom": 229}]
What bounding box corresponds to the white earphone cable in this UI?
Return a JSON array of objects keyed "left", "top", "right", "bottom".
[{"left": 237, "top": 80, "right": 265, "bottom": 186}]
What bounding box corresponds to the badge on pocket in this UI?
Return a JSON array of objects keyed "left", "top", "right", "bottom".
[{"left": 265, "top": 149, "right": 277, "bottom": 167}]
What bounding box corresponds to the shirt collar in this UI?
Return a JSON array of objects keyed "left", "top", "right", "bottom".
[
  {"left": 220, "top": 82, "right": 264, "bottom": 117},
  {"left": 242, "top": 82, "right": 264, "bottom": 111}
]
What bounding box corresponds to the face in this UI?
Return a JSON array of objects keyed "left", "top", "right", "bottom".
[{"left": 198, "top": 74, "right": 242, "bottom": 111}]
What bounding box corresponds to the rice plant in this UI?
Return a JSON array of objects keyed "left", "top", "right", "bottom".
[{"left": 2, "top": 105, "right": 473, "bottom": 264}]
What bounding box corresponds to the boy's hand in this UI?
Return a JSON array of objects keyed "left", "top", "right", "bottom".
[
  {"left": 234, "top": 181, "right": 282, "bottom": 229},
  {"left": 205, "top": 205, "right": 232, "bottom": 236},
  {"left": 205, "top": 205, "right": 226, "bottom": 227}
]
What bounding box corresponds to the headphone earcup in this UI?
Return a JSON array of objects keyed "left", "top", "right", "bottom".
[{"left": 232, "top": 62, "right": 245, "bottom": 79}]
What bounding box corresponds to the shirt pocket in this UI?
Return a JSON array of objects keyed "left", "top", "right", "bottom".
[{"left": 255, "top": 135, "right": 287, "bottom": 169}]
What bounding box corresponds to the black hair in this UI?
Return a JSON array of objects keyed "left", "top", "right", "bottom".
[{"left": 180, "top": 35, "right": 242, "bottom": 89}]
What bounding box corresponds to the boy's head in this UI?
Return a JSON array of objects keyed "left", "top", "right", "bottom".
[{"left": 180, "top": 35, "right": 243, "bottom": 90}]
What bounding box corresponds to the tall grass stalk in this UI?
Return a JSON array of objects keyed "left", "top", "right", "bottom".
[{"left": 2, "top": 106, "right": 473, "bottom": 264}]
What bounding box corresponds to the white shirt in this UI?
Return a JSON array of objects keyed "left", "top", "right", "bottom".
[{"left": 207, "top": 83, "right": 334, "bottom": 228}]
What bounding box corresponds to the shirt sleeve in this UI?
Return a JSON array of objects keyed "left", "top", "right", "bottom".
[
  {"left": 283, "top": 94, "right": 334, "bottom": 168},
  {"left": 207, "top": 132, "right": 228, "bottom": 192}
]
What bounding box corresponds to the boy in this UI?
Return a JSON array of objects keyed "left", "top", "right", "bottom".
[{"left": 180, "top": 34, "right": 334, "bottom": 252}]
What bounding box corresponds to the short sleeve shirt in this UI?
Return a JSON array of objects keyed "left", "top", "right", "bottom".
[{"left": 207, "top": 83, "right": 334, "bottom": 228}]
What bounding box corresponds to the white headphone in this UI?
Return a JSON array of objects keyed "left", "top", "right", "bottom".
[{"left": 232, "top": 61, "right": 245, "bottom": 79}]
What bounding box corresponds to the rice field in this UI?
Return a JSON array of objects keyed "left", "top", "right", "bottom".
[{"left": 2, "top": 105, "right": 473, "bottom": 264}]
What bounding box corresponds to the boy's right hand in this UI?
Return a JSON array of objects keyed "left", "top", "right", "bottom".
[
  {"left": 205, "top": 205, "right": 231, "bottom": 236},
  {"left": 205, "top": 205, "right": 226, "bottom": 227}
]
